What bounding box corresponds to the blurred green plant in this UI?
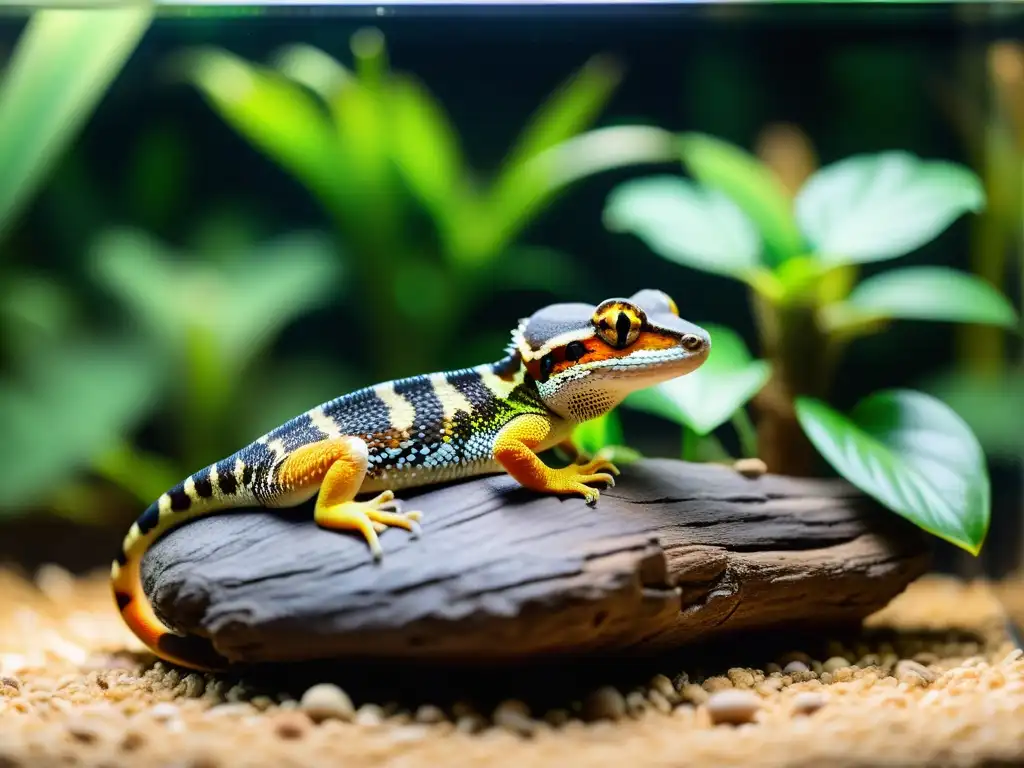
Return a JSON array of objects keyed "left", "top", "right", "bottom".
[
  {"left": 83, "top": 225, "right": 350, "bottom": 504},
  {"left": 603, "top": 134, "right": 1018, "bottom": 555},
  {"left": 174, "top": 29, "right": 679, "bottom": 381},
  {"left": 0, "top": 7, "right": 155, "bottom": 518}
]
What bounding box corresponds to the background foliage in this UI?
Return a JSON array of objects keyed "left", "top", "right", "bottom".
[{"left": 0, "top": 7, "right": 1020, "bottom": 577}]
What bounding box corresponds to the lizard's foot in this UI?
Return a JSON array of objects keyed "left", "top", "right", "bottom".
[
  {"left": 545, "top": 461, "right": 619, "bottom": 506},
  {"left": 316, "top": 490, "right": 422, "bottom": 561}
]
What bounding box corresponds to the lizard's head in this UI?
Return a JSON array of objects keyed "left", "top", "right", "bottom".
[{"left": 512, "top": 288, "right": 711, "bottom": 423}]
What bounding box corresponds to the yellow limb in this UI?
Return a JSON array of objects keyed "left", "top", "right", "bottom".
[
  {"left": 493, "top": 414, "right": 619, "bottom": 505},
  {"left": 277, "top": 436, "right": 421, "bottom": 560}
]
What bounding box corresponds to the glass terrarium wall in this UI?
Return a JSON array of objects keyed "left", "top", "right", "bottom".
[{"left": 0, "top": 2, "right": 1021, "bottom": 587}]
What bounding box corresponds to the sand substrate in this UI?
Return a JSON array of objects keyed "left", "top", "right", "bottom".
[{"left": 1, "top": 565, "right": 1023, "bottom": 768}]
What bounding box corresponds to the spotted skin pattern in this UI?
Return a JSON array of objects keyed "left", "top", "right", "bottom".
[{"left": 111, "top": 289, "right": 711, "bottom": 672}]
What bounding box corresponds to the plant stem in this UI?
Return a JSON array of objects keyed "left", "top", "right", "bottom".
[
  {"left": 681, "top": 426, "right": 698, "bottom": 462},
  {"left": 750, "top": 290, "right": 834, "bottom": 477},
  {"left": 731, "top": 407, "right": 759, "bottom": 459}
]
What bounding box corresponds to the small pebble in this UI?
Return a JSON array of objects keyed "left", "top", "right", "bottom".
[
  {"left": 300, "top": 683, "right": 355, "bottom": 723},
  {"left": 778, "top": 651, "right": 813, "bottom": 667},
  {"left": 492, "top": 699, "right": 534, "bottom": 736},
  {"left": 648, "top": 674, "right": 677, "bottom": 702},
  {"left": 647, "top": 689, "right": 672, "bottom": 714},
  {"left": 625, "top": 691, "right": 647, "bottom": 718},
  {"left": 702, "top": 675, "right": 733, "bottom": 693},
  {"left": 273, "top": 711, "right": 310, "bottom": 739},
  {"left": 456, "top": 714, "right": 486, "bottom": 734},
  {"left": 896, "top": 659, "right": 938, "bottom": 686},
  {"left": 705, "top": 690, "right": 761, "bottom": 726},
  {"left": 733, "top": 457, "right": 767, "bottom": 477},
  {"left": 120, "top": 730, "right": 146, "bottom": 752},
  {"left": 354, "top": 704, "right": 385, "bottom": 727},
  {"left": 149, "top": 702, "right": 180, "bottom": 722},
  {"left": 582, "top": 686, "right": 626, "bottom": 721},
  {"left": 783, "top": 660, "right": 809, "bottom": 675},
  {"left": 544, "top": 708, "right": 571, "bottom": 727},
  {"left": 65, "top": 717, "right": 103, "bottom": 743},
  {"left": 791, "top": 691, "right": 828, "bottom": 716},
  {"left": 414, "top": 704, "right": 447, "bottom": 724},
  {"left": 0, "top": 676, "right": 21, "bottom": 692},
  {"left": 680, "top": 683, "right": 709, "bottom": 706},
  {"left": 727, "top": 668, "right": 756, "bottom": 688},
  {"left": 822, "top": 656, "right": 851, "bottom": 674}
]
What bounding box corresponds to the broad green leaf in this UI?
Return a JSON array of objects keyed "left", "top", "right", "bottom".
[
  {"left": 795, "top": 151, "right": 985, "bottom": 266},
  {"left": 795, "top": 390, "right": 990, "bottom": 555},
  {"left": 677, "top": 132, "right": 805, "bottom": 266},
  {"left": 0, "top": 339, "right": 161, "bottom": 511},
  {"left": 179, "top": 47, "right": 345, "bottom": 209},
  {"left": 572, "top": 409, "right": 625, "bottom": 457},
  {"left": 622, "top": 323, "right": 770, "bottom": 435},
  {"left": 0, "top": 5, "right": 152, "bottom": 242},
  {"left": 833, "top": 266, "right": 1018, "bottom": 329},
  {"left": 603, "top": 176, "right": 762, "bottom": 281}
]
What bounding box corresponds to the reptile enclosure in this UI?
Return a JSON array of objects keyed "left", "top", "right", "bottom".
[{"left": 141, "top": 458, "right": 931, "bottom": 666}]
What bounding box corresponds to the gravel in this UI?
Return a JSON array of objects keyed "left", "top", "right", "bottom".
[{"left": 0, "top": 566, "right": 1023, "bottom": 768}]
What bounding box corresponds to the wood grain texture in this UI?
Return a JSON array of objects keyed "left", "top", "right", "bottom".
[{"left": 141, "top": 459, "right": 931, "bottom": 665}]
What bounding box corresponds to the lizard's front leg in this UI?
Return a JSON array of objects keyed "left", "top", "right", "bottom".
[
  {"left": 493, "top": 414, "right": 620, "bottom": 506},
  {"left": 276, "top": 436, "right": 421, "bottom": 560}
]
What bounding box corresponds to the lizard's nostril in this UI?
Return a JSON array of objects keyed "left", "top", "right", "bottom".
[{"left": 681, "top": 334, "right": 704, "bottom": 352}]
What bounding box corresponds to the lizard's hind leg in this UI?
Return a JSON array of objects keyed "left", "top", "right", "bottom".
[{"left": 276, "top": 436, "right": 422, "bottom": 561}]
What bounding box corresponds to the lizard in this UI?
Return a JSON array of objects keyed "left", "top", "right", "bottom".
[{"left": 110, "top": 288, "right": 711, "bottom": 671}]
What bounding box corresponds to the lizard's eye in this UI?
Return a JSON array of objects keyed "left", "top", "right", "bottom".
[{"left": 592, "top": 299, "right": 646, "bottom": 349}]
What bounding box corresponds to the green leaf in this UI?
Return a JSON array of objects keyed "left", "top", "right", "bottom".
[
  {"left": 0, "top": 5, "right": 152, "bottom": 242},
  {"left": 385, "top": 72, "right": 470, "bottom": 246},
  {"left": 622, "top": 323, "right": 769, "bottom": 435},
  {"left": 795, "top": 151, "right": 985, "bottom": 266},
  {"left": 179, "top": 46, "right": 345, "bottom": 210},
  {"left": 0, "top": 339, "right": 161, "bottom": 511},
  {"left": 572, "top": 410, "right": 625, "bottom": 457},
  {"left": 677, "top": 132, "right": 804, "bottom": 266},
  {"left": 90, "top": 227, "right": 341, "bottom": 372},
  {"left": 500, "top": 54, "right": 623, "bottom": 176},
  {"left": 795, "top": 390, "right": 990, "bottom": 555},
  {"left": 473, "top": 125, "right": 680, "bottom": 262},
  {"left": 833, "top": 266, "right": 1018, "bottom": 329},
  {"left": 603, "top": 176, "right": 763, "bottom": 281}
]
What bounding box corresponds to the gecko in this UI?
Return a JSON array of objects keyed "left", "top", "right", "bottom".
[{"left": 111, "top": 288, "right": 711, "bottom": 671}]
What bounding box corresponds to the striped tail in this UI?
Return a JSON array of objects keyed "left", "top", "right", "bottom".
[{"left": 110, "top": 457, "right": 258, "bottom": 671}]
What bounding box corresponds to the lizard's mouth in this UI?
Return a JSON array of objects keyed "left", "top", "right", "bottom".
[{"left": 591, "top": 343, "right": 708, "bottom": 378}]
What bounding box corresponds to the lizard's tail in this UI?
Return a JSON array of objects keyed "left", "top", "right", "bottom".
[{"left": 110, "top": 462, "right": 256, "bottom": 672}]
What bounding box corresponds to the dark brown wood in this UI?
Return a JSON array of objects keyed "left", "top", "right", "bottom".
[{"left": 141, "top": 459, "right": 931, "bottom": 665}]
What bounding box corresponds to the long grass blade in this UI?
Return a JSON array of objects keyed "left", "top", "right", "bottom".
[{"left": 0, "top": 4, "right": 153, "bottom": 242}]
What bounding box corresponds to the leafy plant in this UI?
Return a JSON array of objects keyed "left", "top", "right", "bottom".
[
  {"left": 175, "top": 30, "right": 678, "bottom": 381},
  {"left": 0, "top": 7, "right": 156, "bottom": 519},
  {"left": 604, "top": 133, "right": 1018, "bottom": 555},
  {"left": 85, "top": 225, "right": 350, "bottom": 500}
]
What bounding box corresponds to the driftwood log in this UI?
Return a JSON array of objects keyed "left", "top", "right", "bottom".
[{"left": 142, "top": 459, "right": 931, "bottom": 665}]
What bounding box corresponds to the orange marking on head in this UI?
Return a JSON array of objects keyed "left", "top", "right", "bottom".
[{"left": 527, "top": 331, "right": 680, "bottom": 380}]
